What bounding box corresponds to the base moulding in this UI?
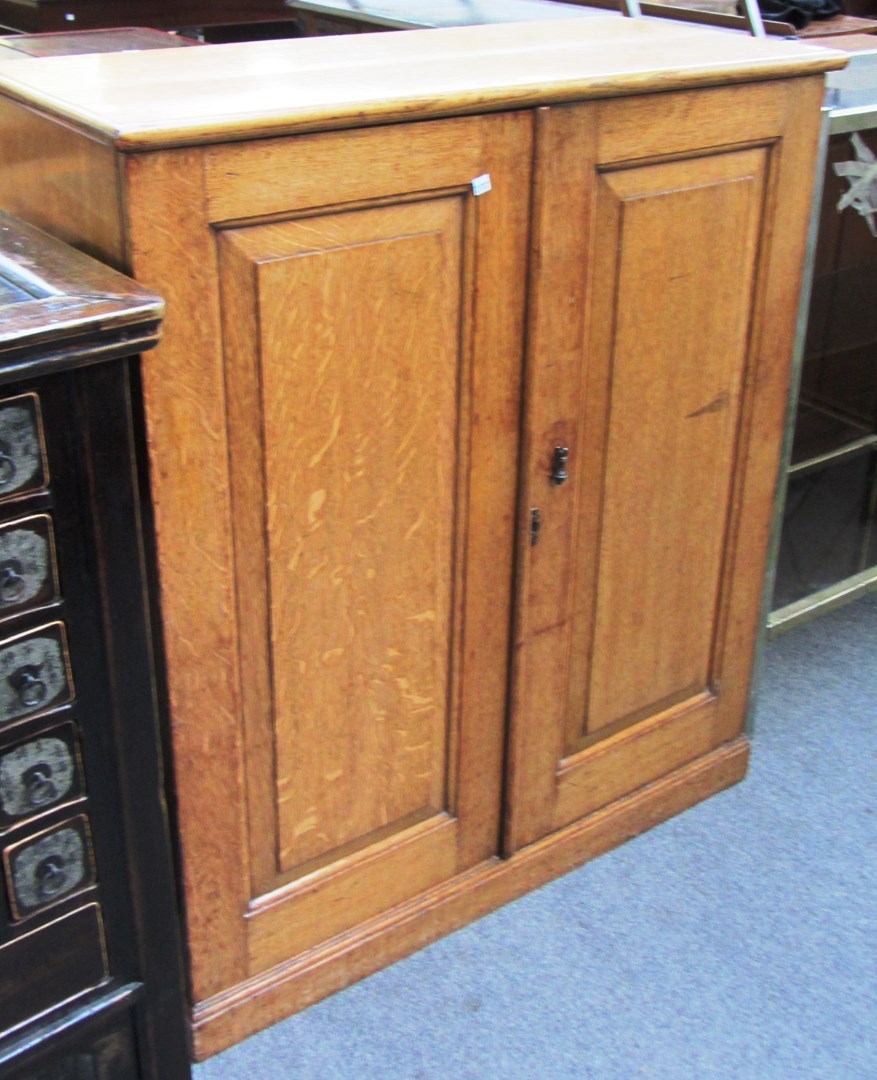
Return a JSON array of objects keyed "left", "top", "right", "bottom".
[{"left": 192, "top": 736, "right": 749, "bottom": 1060}]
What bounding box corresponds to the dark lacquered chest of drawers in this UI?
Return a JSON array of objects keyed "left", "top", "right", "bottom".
[{"left": 0, "top": 214, "right": 189, "bottom": 1078}]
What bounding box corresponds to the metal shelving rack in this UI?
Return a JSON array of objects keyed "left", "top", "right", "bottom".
[{"left": 768, "top": 43, "right": 877, "bottom": 633}]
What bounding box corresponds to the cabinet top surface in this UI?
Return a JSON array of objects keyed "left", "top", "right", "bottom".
[{"left": 0, "top": 18, "right": 846, "bottom": 150}]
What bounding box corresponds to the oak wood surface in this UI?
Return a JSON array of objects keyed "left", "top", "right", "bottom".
[
  {"left": 224, "top": 204, "right": 461, "bottom": 876},
  {"left": 504, "top": 76, "right": 826, "bottom": 852},
  {"left": 0, "top": 19, "right": 845, "bottom": 150},
  {"left": 124, "top": 111, "right": 531, "bottom": 1004},
  {"left": 124, "top": 146, "right": 250, "bottom": 1000},
  {"left": 192, "top": 737, "right": 749, "bottom": 1059},
  {"left": 581, "top": 147, "right": 764, "bottom": 738},
  {"left": 0, "top": 21, "right": 833, "bottom": 1062},
  {"left": 0, "top": 100, "right": 124, "bottom": 269}
]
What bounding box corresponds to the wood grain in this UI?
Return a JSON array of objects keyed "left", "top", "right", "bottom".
[
  {"left": 123, "top": 147, "right": 251, "bottom": 1002},
  {"left": 0, "top": 20, "right": 844, "bottom": 150},
  {"left": 204, "top": 116, "right": 485, "bottom": 222},
  {"left": 708, "top": 74, "right": 831, "bottom": 746},
  {"left": 128, "top": 112, "right": 531, "bottom": 1003},
  {"left": 0, "top": 99, "right": 124, "bottom": 269},
  {"left": 0, "top": 25, "right": 831, "bottom": 1055},
  {"left": 584, "top": 148, "right": 766, "bottom": 738},
  {"left": 593, "top": 79, "right": 788, "bottom": 164},
  {"left": 505, "top": 78, "right": 825, "bottom": 854},
  {"left": 224, "top": 201, "right": 463, "bottom": 875},
  {"left": 503, "top": 103, "right": 596, "bottom": 852},
  {"left": 246, "top": 816, "right": 457, "bottom": 970},
  {"left": 192, "top": 737, "right": 750, "bottom": 1060}
]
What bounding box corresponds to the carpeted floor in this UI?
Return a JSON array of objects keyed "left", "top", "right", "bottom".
[{"left": 194, "top": 592, "right": 877, "bottom": 1080}]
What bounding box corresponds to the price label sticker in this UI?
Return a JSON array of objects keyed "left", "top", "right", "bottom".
[{"left": 471, "top": 174, "right": 492, "bottom": 197}]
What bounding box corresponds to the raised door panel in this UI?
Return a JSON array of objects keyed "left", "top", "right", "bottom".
[
  {"left": 125, "top": 112, "right": 532, "bottom": 998},
  {"left": 221, "top": 201, "right": 461, "bottom": 894},
  {"left": 217, "top": 200, "right": 468, "bottom": 964},
  {"left": 579, "top": 152, "right": 763, "bottom": 741},
  {"left": 505, "top": 83, "right": 824, "bottom": 852}
]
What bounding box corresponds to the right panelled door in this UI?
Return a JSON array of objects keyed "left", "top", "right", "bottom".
[{"left": 505, "top": 81, "right": 825, "bottom": 852}]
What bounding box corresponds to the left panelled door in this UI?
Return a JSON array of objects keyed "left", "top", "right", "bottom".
[{"left": 125, "top": 112, "right": 532, "bottom": 1003}]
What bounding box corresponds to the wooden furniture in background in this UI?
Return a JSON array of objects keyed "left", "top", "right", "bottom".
[
  {"left": 797, "top": 14, "right": 877, "bottom": 37},
  {"left": 0, "top": 27, "right": 200, "bottom": 58},
  {"left": 0, "top": 19, "right": 845, "bottom": 1060},
  {"left": 0, "top": 0, "right": 602, "bottom": 42},
  {"left": 0, "top": 0, "right": 299, "bottom": 33},
  {"left": 844, "top": 0, "right": 877, "bottom": 16},
  {"left": 286, "top": 0, "right": 602, "bottom": 32},
  {"left": 286, "top": 0, "right": 798, "bottom": 35},
  {"left": 0, "top": 213, "right": 189, "bottom": 1078}
]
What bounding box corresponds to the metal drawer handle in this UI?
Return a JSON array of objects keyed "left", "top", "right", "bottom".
[
  {"left": 9, "top": 665, "right": 48, "bottom": 709},
  {"left": 22, "top": 763, "right": 57, "bottom": 808},
  {"left": 0, "top": 560, "right": 26, "bottom": 604},
  {"left": 35, "top": 856, "right": 67, "bottom": 899},
  {"left": 0, "top": 446, "right": 14, "bottom": 488}
]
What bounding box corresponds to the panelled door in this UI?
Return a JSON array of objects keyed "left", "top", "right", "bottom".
[
  {"left": 504, "top": 83, "right": 824, "bottom": 853},
  {"left": 126, "top": 112, "right": 532, "bottom": 1002}
]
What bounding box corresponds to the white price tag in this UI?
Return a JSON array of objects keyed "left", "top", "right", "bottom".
[{"left": 471, "top": 174, "right": 492, "bottom": 197}]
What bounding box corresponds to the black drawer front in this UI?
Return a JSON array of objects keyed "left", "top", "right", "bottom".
[
  {"left": 4, "top": 814, "right": 95, "bottom": 919},
  {"left": 0, "top": 903, "right": 106, "bottom": 1034},
  {"left": 0, "top": 393, "right": 48, "bottom": 502},
  {"left": 0, "top": 989, "right": 141, "bottom": 1080},
  {"left": 0, "top": 721, "right": 84, "bottom": 828},
  {"left": 19, "top": 1020, "right": 139, "bottom": 1080},
  {"left": 0, "top": 622, "right": 73, "bottom": 727},
  {"left": 0, "top": 514, "right": 60, "bottom": 618}
]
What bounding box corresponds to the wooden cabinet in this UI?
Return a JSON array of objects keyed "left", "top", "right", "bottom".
[
  {"left": 0, "top": 18, "right": 844, "bottom": 1060},
  {"left": 0, "top": 213, "right": 190, "bottom": 1079}
]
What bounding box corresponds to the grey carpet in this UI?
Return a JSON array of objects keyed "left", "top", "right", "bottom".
[{"left": 194, "top": 592, "right": 877, "bottom": 1079}]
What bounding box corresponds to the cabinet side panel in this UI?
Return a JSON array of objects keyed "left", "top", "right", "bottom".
[
  {"left": 124, "top": 148, "right": 250, "bottom": 1001},
  {"left": 584, "top": 151, "right": 767, "bottom": 738},
  {"left": 0, "top": 100, "right": 125, "bottom": 269}
]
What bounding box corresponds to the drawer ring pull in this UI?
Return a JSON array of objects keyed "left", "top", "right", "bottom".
[
  {"left": 9, "top": 665, "right": 48, "bottom": 709},
  {"left": 22, "top": 763, "right": 58, "bottom": 808},
  {"left": 35, "top": 856, "right": 68, "bottom": 900},
  {"left": 0, "top": 560, "right": 26, "bottom": 604}
]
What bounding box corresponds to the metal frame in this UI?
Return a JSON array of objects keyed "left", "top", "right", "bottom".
[{"left": 765, "top": 48, "right": 877, "bottom": 639}]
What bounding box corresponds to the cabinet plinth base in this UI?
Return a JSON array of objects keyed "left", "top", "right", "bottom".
[{"left": 192, "top": 737, "right": 749, "bottom": 1060}]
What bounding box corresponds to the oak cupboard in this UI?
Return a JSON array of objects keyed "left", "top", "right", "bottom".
[{"left": 0, "top": 18, "right": 845, "bottom": 1059}]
